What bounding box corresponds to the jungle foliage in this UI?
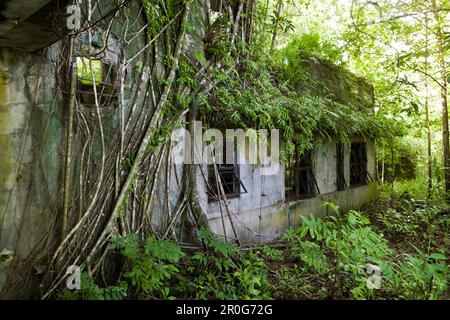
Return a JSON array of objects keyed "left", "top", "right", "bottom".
[
  {"left": 54, "top": 0, "right": 448, "bottom": 301},
  {"left": 58, "top": 0, "right": 448, "bottom": 302},
  {"left": 58, "top": 194, "right": 449, "bottom": 300},
  {"left": 5, "top": 0, "right": 449, "bottom": 301}
]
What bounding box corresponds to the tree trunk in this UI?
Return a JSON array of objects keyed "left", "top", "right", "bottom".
[
  {"left": 424, "top": 13, "right": 433, "bottom": 199},
  {"left": 432, "top": 2, "right": 450, "bottom": 200},
  {"left": 62, "top": 36, "right": 77, "bottom": 239},
  {"left": 270, "top": 0, "right": 283, "bottom": 51}
]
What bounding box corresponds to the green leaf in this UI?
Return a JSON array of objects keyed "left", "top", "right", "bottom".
[{"left": 428, "top": 253, "right": 447, "bottom": 261}]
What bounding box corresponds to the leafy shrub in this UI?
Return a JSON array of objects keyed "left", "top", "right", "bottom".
[
  {"left": 59, "top": 200, "right": 448, "bottom": 300},
  {"left": 279, "top": 201, "right": 449, "bottom": 300},
  {"left": 260, "top": 245, "right": 284, "bottom": 262},
  {"left": 109, "top": 233, "right": 184, "bottom": 299},
  {"left": 278, "top": 32, "right": 344, "bottom": 69},
  {"left": 397, "top": 247, "right": 448, "bottom": 299},
  {"left": 296, "top": 241, "right": 329, "bottom": 274},
  {"left": 282, "top": 203, "right": 396, "bottom": 299},
  {"left": 180, "top": 228, "right": 271, "bottom": 300},
  {"left": 376, "top": 198, "right": 443, "bottom": 238}
]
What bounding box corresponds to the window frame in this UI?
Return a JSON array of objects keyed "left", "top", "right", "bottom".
[
  {"left": 207, "top": 137, "right": 247, "bottom": 202},
  {"left": 75, "top": 56, "right": 120, "bottom": 108},
  {"left": 285, "top": 146, "right": 320, "bottom": 202},
  {"left": 336, "top": 142, "right": 347, "bottom": 191},
  {"left": 350, "top": 142, "right": 372, "bottom": 187}
]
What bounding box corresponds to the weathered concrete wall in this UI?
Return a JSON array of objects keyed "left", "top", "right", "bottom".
[
  {"left": 0, "top": 0, "right": 150, "bottom": 292},
  {"left": 0, "top": 45, "right": 64, "bottom": 287},
  {"left": 196, "top": 152, "right": 285, "bottom": 243},
  {"left": 201, "top": 137, "right": 377, "bottom": 244}
]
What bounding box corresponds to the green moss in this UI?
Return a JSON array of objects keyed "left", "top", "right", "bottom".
[{"left": 290, "top": 56, "right": 374, "bottom": 111}]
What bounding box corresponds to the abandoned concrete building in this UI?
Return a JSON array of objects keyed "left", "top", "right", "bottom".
[
  {"left": 195, "top": 60, "right": 377, "bottom": 243},
  {"left": 198, "top": 136, "right": 376, "bottom": 244},
  {"left": 0, "top": 0, "right": 377, "bottom": 295}
]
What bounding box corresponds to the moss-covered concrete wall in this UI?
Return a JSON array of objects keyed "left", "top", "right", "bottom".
[
  {"left": 294, "top": 57, "right": 375, "bottom": 112},
  {"left": 0, "top": 0, "right": 150, "bottom": 291},
  {"left": 0, "top": 45, "right": 64, "bottom": 289}
]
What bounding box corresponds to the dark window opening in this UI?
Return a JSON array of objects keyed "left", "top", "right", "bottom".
[
  {"left": 336, "top": 142, "right": 347, "bottom": 190},
  {"left": 208, "top": 140, "right": 247, "bottom": 202},
  {"left": 76, "top": 57, "right": 119, "bottom": 108},
  {"left": 350, "top": 142, "right": 372, "bottom": 187},
  {"left": 210, "top": 0, "right": 222, "bottom": 12},
  {"left": 285, "top": 147, "right": 320, "bottom": 201}
]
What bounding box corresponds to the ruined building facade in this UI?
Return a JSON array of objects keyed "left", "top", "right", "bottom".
[{"left": 0, "top": 0, "right": 376, "bottom": 294}]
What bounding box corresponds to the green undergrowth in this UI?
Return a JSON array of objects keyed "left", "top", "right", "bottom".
[{"left": 58, "top": 198, "right": 449, "bottom": 300}]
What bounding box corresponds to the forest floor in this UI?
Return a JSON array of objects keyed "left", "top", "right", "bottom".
[
  {"left": 59, "top": 181, "right": 449, "bottom": 300},
  {"left": 263, "top": 190, "right": 449, "bottom": 300}
]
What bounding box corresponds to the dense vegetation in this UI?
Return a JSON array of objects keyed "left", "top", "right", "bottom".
[
  {"left": 54, "top": 0, "right": 449, "bottom": 300},
  {"left": 59, "top": 189, "right": 448, "bottom": 300},
  {"left": 2, "top": 0, "right": 448, "bottom": 300}
]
